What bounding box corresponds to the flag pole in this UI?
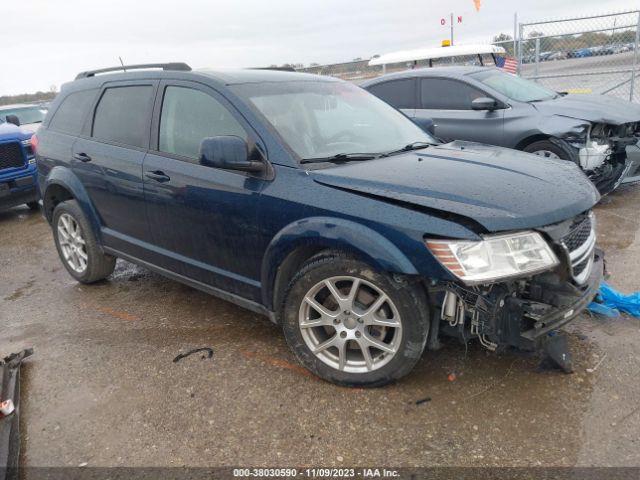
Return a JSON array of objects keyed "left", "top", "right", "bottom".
[{"left": 450, "top": 12, "right": 454, "bottom": 45}]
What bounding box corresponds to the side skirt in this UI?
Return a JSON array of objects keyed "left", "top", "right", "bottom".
[{"left": 103, "top": 247, "right": 277, "bottom": 323}]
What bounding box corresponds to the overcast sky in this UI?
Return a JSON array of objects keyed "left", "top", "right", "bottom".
[{"left": 2, "top": 0, "right": 639, "bottom": 95}]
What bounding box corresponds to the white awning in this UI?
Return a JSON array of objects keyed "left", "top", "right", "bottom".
[{"left": 368, "top": 44, "right": 506, "bottom": 66}]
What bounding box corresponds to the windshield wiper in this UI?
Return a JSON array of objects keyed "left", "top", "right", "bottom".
[
  {"left": 380, "top": 141, "right": 432, "bottom": 157},
  {"left": 300, "top": 153, "right": 378, "bottom": 164}
]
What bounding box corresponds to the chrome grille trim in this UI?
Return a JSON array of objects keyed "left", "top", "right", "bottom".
[{"left": 561, "top": 212, "right": 596, "bottom": 285}]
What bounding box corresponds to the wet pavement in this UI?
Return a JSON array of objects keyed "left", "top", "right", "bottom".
[{"left": 1, "top": 185, "right": 639, "bottom": 469}]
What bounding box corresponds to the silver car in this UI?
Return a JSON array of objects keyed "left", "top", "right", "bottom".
[
  {"left": 0, "top": 103, "right": 49, "bottom": 133},
  {"left": 362, "top": 67, "right": 640, "bottom": 194}
]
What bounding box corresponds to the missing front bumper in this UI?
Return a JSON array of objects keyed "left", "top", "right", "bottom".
[
  {"left": 435, "top": 249, "right": 604, "bottom": 353},
  {"left": 502, "top": 249, "right": 603, "bottom": 350}
]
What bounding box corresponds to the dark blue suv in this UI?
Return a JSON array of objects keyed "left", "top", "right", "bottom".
[
  {"left": 36, "top": 63, "right": 603, "bottom": 386},
  {"left": 0, "top": 123, "right": 39, "bottom": 211}
]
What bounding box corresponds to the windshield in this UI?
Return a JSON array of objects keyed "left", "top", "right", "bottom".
[
  {"left": 469, "top": 69, "right": 557, "bottom": 102},
  {"left": 231, "top": 81, "right": 436, "bottom": 161},
  {"left": 0, "top": 106, "right": 48, "bottom": 125}
]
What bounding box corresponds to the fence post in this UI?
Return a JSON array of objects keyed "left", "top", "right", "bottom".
[
  {"left": 513, "top": 12, "right": 518, "bottom": 60},
  {"left": 517, "top": 22, "right": 524, "bottom": 75},
  {"left": 534, "top": 37, "right": 540, "bottom": 80},
  {"left": 631, "top": 11, "right": 640, "bottom": 102}
]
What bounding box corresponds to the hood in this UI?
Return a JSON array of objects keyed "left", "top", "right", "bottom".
[
  {"left": 310, "top": 141, "right": 599, "bottom": 232},
  {"left": 531, "top": 94, "right": 640, "bottom": 125},
  {"left": 0, "top": 122, "right": 32, "bottom": 141}
]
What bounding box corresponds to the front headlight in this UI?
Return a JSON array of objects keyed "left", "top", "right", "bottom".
[{"left": 426, "top": 231, "right": 559, "bottom": 284}]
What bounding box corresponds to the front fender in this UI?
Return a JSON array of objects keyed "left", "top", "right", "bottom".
[
  {"left": 42, "top": 166, "right": 103, "bottom": 243},
  {"left": 538, "top": 115, "right": 589, "bottom": 139},
  {"left": 260, "top": 216, "right": 419, "bottom": 310}
]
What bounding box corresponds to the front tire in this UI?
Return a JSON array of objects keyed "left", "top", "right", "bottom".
[
  {"left": 280, "top": 251, "right": 429, "bottom": 387},
  {"left": 522, "top": 139, "right": 626, "bottom": 195},
  {"left": 52, "top": 200, "right": 116, "bottom": 283},
  {"left": 522, "top": 139, "right": 573, "bottom": 161},
  {"left": 26, "top": 201, "right": 40, "bottom": 211}
]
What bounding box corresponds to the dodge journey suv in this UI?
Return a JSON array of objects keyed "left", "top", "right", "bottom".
[{"left": 36, "top": 63, "right": 603, "bottom": 386}]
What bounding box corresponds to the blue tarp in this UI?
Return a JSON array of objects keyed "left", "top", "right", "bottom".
[{"left": 587, "top": 282, "right": 640, "bottom": 318}]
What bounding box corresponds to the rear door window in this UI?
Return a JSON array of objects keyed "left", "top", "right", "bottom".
[
  {"left": 367, "top": 79, "right": 416, "bottom": 109},
  {"left": 158, "top": 86, "right": 247, "bottom": 161},
  {"left": 92, "top": 85, "right": 154, "bottom": 148},
  {"left": 48, "top": 89, "right": 97, "bottom": 135},
  {"left": 420, "top": 78, "right": 485, "bottom": 110}
]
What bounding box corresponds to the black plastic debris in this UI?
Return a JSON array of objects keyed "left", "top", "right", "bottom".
[
  {"left": 173, "top": 347, "right": 213, "bottom": 363},
  {"left": 1, "top": 349, "right": 33, "bottom": 480},
  {"left": 539, "top": 335, "right": 573, "bottom": 374},
  {"left": 415, "top": 397, "right": 432, "bottom": 405}
]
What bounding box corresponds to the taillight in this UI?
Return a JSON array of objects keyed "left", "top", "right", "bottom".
[{"left": 31, "top": 134, "right": 38, "bottom": 153}]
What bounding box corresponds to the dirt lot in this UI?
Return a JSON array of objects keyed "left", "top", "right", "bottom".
[{"left": 1, "top": 184, "right": 639, "bottom": 470}]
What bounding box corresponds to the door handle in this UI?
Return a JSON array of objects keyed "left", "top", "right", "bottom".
[
  {"left": 73, "top": 152, "right": 92, "bottom": 162},
  {"left": 145, "top": 170, "right": 171, "bottom": 183}
]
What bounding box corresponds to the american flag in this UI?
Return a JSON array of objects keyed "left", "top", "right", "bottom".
[{"left": 495, "top": 56, "right": 518, "bottom": 74}]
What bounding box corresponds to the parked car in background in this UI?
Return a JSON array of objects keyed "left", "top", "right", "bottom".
[
  {"left": 572, "top": 48, "right": 593, "bottom": 58},
  {"left": 363, "top": 66, "right": 640, "bottom": 194},
  {"left": 0, "top": 123, "right": 39, "bottom": 211},
  {"left": 0, "top": 104, "right": 48, "bottom": 132},
  {"left": 547, "top": 51, "right": 568, "bottom": 61},
  {"left": 36, "top": 63, "right": 603, "bottom": 386},
  {"left": 538, "top": 51, "right": 553, "bottom": 62}
]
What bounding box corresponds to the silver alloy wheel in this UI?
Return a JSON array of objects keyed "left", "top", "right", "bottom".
[
  {"left": 57, "top": 213, "right": 88, "bottom": 273},
  {"left": 531, "top": 149, "right": 560, "bottom": 159},
  {"left": 298, "top": 276, "right": 402, "bottom": 373}
]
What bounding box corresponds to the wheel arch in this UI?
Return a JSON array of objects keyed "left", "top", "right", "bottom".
[
  {"left": 43, "top": 167, "right": 103, "bottom": 244},
  {"left": 261, "top": 217, "right": 419, "bottom": 314},
  {"left": 514, "top": 133, "right": 552, "bottom": 151}
]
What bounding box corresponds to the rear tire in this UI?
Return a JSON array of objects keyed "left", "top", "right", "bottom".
[
  {"left": 280, "top": 251, "right": 429, "bottom": 387},
  {"left": 52, "top": 200, "right": 116, "bottom": 284}
]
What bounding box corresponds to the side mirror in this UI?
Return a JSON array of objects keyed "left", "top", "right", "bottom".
[
  {"left": 199, "top": 136, "right": 264, "bottom": 173},
  {"left": 411, "top": 117, "right": 436, "bottom": 135},
  {"left": 5, "top": 115, "right": 20, "bottom": 127},
  {"left": 471, "top": 97, "right": 498, "bottom": 111}
]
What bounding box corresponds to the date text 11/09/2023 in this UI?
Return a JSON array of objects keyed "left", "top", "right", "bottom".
[{"left": 233, "top": 468, "right": 400, "bottom": 478}]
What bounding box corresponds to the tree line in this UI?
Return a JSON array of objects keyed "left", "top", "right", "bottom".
[
  {"left": 493, "top": 29, "right": 637, "bottom": 56},
  {"left": 0, "top": 91, "right": 57, "bottom": 107}
]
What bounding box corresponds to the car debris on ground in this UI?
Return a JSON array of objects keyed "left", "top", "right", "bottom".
[
  {"left": 0, "top": 349, "right": 33, "bottom": 480},
  {"left": 173, "top": 347, "right": 214, "bottom": 363}
]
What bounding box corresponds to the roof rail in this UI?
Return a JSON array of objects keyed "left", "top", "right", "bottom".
[{"left": 75, "top": 62, "right": 192, "bottom": 79}]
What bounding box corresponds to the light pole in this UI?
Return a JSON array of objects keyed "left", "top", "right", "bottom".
[{"left": 450, "top": 12, "right": 454, "bottom": 45}]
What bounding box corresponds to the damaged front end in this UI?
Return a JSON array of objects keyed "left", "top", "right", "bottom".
[
  {"left": 564, "top": 121, "right": 640, "bottom": 194},
  {"left": 427, "top": 212, "right": 603, "bottom": 355}
]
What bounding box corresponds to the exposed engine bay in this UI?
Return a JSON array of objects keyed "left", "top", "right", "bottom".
[{"left": 565, "top": 121, "right": 640, "bottom": 193}]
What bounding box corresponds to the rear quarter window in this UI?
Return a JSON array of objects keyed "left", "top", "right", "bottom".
[
  {"left": 92, "top": 85, "right": 154, "bottom": 148},
  {"left": 48, "top": 89, "right": 98, "bottom": 135}
]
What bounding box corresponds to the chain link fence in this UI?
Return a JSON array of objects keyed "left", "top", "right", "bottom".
[
  {"left": 296, "top": 53, "right": 499, "bottom": 83},
  {"left": 516, "top": 11, "right": 640, "bottom": 102},
  {"left": 297, "top": 60, "right": 380, "bottom": 82},
  {"left": 297, "top": 11, "right": 640, "bottom": 102}
]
